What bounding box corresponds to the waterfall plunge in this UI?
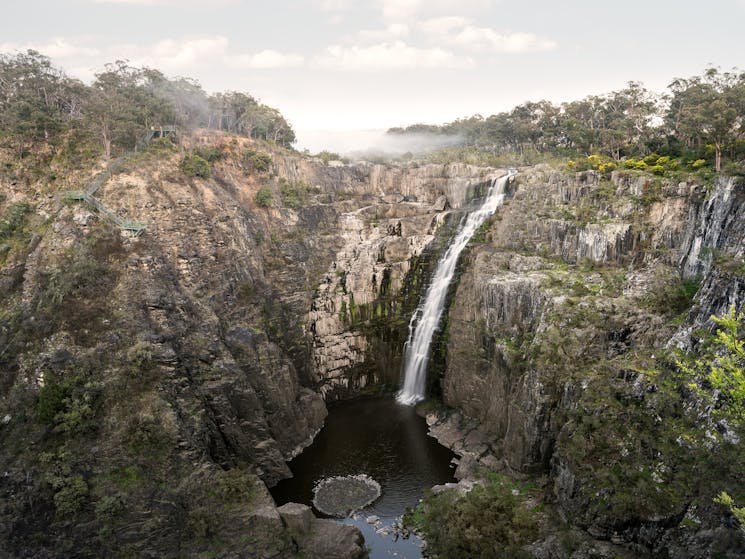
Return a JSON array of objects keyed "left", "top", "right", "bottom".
[{"left": 397, "top": 171, "right": 514, "bottom": 406}]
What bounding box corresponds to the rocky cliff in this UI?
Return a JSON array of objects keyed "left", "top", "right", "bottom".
[
  {"left": 0, "top": 132, "right": 502, "bottom": 557},
  {"left": 1, "top": 134, "right": 743, "bottom": 558},
  {"left": 436, "top": 165, "right": 745, "bottom": 557}
]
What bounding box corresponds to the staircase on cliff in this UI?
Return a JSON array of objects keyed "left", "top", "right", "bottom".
[{"left": 65, "top": 126, "right": 177, "bottom": 236}]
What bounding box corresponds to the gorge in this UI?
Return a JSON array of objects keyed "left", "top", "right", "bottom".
[{"left": 1, "top": 128, "right": 744, "bottom": 558}]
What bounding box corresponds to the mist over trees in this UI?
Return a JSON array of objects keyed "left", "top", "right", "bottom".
[
  {"left": 0, "top": 50, "right": 295, "bottom": 165},
  {"left": 389, "top": 68, "right": 745, "bottom": 173}
]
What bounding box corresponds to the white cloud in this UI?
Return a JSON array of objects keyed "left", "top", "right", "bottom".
[
  {"left": 377, "top": 0, "right": 496, "bottom": 20},
  {"left": 92, "top": 0, "right": 237, "bottom": 5},
  {"left": 2, "top": 35, "right": 305, "bottom": 79},
  {"left": 0, "top": 38, "right": 100, "bottom": 59},
  {"left": 123, "top": 37, "right": 304, "bottom": 71},
  {"left": 418, "top": 16, "right": 470, "bottom": 36},
  {"left": 378, "top": 0, "right": 422, "bottom": 20},
  {"left": 316, "top": 0, "right": 354, "bottom": 10},
  {"left": 419, "top": 17, "right": 557, "bottom": 53},
  {"left": 229, "top": 49, "right": 304, "bottom": 69},
  {"left": 355, "top": 23, "right": 410, "bottom": 43},
  {"left": 146, "top": 36, "right": 229, "bottom": 68},
  {"left": 312, "top": 40, "right": 472, "bottom": 70}
]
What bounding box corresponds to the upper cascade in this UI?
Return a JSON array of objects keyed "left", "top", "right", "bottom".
[{"left": 397, "top": 169, "right": 516, "bottom": 405}]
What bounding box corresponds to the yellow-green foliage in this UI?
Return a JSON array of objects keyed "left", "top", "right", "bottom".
[
  {"left": 715, "top": 492, "right": 745, "bottom": 529},
  {"left": 679, "top": 305, "right": 745, "bottom": 423},
  {"left": 567, "top": 154, "right": 616, "bottom": 174}
]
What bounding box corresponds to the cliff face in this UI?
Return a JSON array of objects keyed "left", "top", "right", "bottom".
[
  {"left": 0, "top": 133, "right": 502, "bottom": 557},
  {"left": 2, "top": 134, "right": 743, "bottom": 558},
  {"left": 303, "top": 165, "right": 504, "bottom": 398},
  {"left": 439, "top": 166, "right": 745, "bottom": 555}
]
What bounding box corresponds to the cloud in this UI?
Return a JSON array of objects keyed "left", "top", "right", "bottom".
[
  {"left": 419, "top": 17, "right": 557, "bottom": 53},
  {"left": 123, "top": 37, "right": 304, "bottom": 70},
  {"left": 92, "top": 0, "right": 238, "bottom": 5},
  {"left": 313, "top": 40, "right": 472, "bottom": 70},
  {"left": 377, "top": 0, "right": 496, "bottom": 20},
  {"left": 378, "top": 0, "right": 422, "bottom": 20},
  {"left": 0, "top": 38, "right": 100, "bottom": 59},
  {"left": 354, "top": 23, "right": 410, "bottom": 43},
  {"left": 1, "top": 35, "right": 305, "bottom": 79},
  {"left": 228, "top": 49, "right": 304, "bottom": 69},
  {"left": 316, "top": 0, "right": 354, "bottom": 10},
  {"left": 145, "top": 37, "right": 229, "bottom": 69}
]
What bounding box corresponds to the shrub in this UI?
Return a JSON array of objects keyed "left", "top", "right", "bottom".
[
  {"left": 0, "top": 202, "right": 32, "bottom": 240},
  {"left": 147, "top": 136, "right": 175, "bottom": 154},
  {"left": 255, "top": 187, "right": 272, "bottom": 208},
  {"left": 180, "top": 154, "right": 211, "bottom": 178},
  {"left": 680, "top": 305, "right": 745, "bottom": 424},
  {"left": 37, "top": 371, "right": 100, "bottom": 434},
  {"left": 279, "top": 180, "right": 319, "bottom": 210},
  {"left": 405, "top": 473, "right": 537, "bottom": 559},
  {"left": 316, "top": 150, "right": 343, "bottom": 164},
  {"left": 193, "top": 145, "right": 227, "bottom": 162},
  {"left": 37, "top": 373, "right": 70, "bottom": 424},
  {"left": 643, "top": 271, "right": 700, "bottom": 314},
  {"left": 53, "top": 475, "right": 89, "bottom": 517},
  {"left": 249, "top": 151, "right": 272, "bottom": 172}
]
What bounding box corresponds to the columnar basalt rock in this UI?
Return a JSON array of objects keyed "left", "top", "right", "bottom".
[{"left": 438, "top": 166, "right": 745, "bottom": 555}]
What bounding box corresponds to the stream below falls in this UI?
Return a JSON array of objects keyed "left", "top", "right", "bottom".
[{"left": 271, "top": 396, "right": 457, "bottom": 558}]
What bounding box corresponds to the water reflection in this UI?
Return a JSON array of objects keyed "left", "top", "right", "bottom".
[{"left": 271, "top": 396, "right": 456, "bottom": 558}]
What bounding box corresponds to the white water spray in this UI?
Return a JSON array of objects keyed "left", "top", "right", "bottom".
[{"left": 397, "top": 170, "right": 515, "bottom": 406}]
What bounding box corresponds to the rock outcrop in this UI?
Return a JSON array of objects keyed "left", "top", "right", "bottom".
[{"left": 436, "top": 166, "right": 745, "bottom": 556}]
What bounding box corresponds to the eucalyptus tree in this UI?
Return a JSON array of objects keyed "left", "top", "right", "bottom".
[{"left": 667, "top": 68, "right": 743, "bottom": 171}]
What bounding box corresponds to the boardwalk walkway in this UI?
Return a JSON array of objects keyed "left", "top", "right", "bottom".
[{"left": 65, "top": 127, "right": 176, "bottom": 236}]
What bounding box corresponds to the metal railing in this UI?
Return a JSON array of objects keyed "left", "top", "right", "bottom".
[{"left": 64, "top": 126, "right": 176, "bottom": 236}]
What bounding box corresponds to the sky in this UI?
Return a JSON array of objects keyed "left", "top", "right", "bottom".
[{"left": 1, "top": 0, "right": 744, "bottom": 151}]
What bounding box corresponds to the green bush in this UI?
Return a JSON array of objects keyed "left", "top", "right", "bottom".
[
  {"left": 316, "top": 150, "right": 343, "bottom": 164},
  {"left": 180, "top": 154, "right": 211, "bottom": 178},
  {"left": 37, "top": 373, "right": 70, "bottom": 424},
  {"left": 193, "top": 145, "right": 226, "bottom": 162},
  {"left": 0, "top": 202, "right": 32, "bottom": 240},
  {"left": 642, "top": 271, "right": 699, "bottom": 314},
  {"left": 37, "top": 371, "right": 100, "bottom": 434},
  {"left": 53, "top": 475, "right": 89, "bottom": 517},
  {"left": 279, "top": 180, "right": 319, "bottom": 210},
  {"left": 241, "top": 149, "right": 272, "bottom": 173},
  {"left": 405, "top": 473, "right": 537, "bottom": 558},
  {"left": 255, "top": 187, "right": 272, "bottom": 208}
]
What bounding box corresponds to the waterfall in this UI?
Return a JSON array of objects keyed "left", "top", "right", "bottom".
[{"left": 397, "top": 170, "right": 515, "bottom": 406}]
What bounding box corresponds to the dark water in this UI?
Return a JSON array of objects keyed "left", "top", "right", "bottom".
[{"left": 271, "top": 396, "right": 456, "bottom": 558}]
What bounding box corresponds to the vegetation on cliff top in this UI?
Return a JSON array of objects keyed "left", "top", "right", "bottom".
[
  {"left": 0, "top": 50, "right": 295, "bottom": 182},
  {"left": 390, "top": 68, "right": 745, "bottom": 174}
]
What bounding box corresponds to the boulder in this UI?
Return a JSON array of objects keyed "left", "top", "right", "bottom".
[{"left": 277, "top": 502, "right": 313, "bottom": 535}]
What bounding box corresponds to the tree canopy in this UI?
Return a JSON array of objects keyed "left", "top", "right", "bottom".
[
  {"left": 389, "top": 68, "right": 745, "bottom": 172},
  {"left": 0, "top": 50, "right": 296, "bottom": 164}
]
